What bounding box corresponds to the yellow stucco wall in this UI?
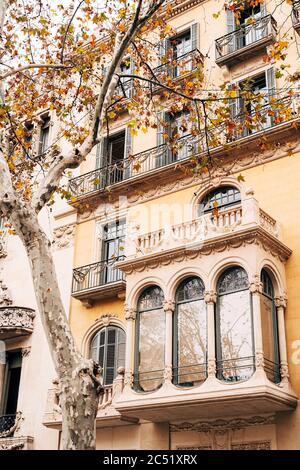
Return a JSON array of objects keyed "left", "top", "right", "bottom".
[{"left": 70, "top": 151, "right": 300, "bottom": 395}]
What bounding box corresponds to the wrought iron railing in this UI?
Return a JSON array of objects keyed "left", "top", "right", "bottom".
[
  {"left": 263, "top": 357, "right": 281, "bottom": 384},
  {"left": 69, "top": 94, "right": 299, "bottom": 199},
  {"left": 0, "top": 414, "right": 16, "bottom": 435},
  {"left": 215, "top": 15, "right": 277, "bottom": 60},
  {"left": 133, "top": 369, "right": 164, "bottom": 392},
  {"left": 153, "top": 48, "right": 204, "bottom": 82},
  {"left": 173, "top": 362, "right": 207, "bottom": 387},
  {"left": 214, "top": 94, "right": 300, "bottom": 143},
  {"left": 216, "top": 356, "right": 255, "bottom": 382},
  {"left": 292, "top": 1, "right": 300, "bottom": 28},
  {"left": 72, "top": 256, "right": 125, "bottom": 294},
  {"left": 69, "top": 134, "right": 197, "bottom": 198}
]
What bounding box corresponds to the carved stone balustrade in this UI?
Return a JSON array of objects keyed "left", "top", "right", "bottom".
[
  {"left": 120, "top": 197, "right": 290, "bottom": 270},
  {"left": 0, "top": 307, "right": 35, "bottom": 340}
]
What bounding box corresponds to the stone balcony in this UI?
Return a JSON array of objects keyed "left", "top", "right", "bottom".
[
  {"left": 115, "top": 371, "right": 297, "bottom": 423},
  {"left": 0, "top": 307, "right": 35, "bottom": 340},
  {"left": 43, "top": 369, "right": 137, "bottom": 430},
  {"left": 119, "top": 195, "right": 291, "bottom": 272},
  {"left": 215, "top": 15, "right": 277, "bottom": 67},
  {"left": 68, "top": 95, "right": 300, "bottom": 203},
  {"left": 0, "top": 413, "right": 33, "bottom": 450}
]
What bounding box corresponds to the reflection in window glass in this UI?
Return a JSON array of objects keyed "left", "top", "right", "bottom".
[
  {"left": 217, "top": 267, "right": 254, "bottom": 382},
  {"left": 174, "top": 277, "right": 206, "bottom": 386},
  {"left": 260, "top": 269, "right": 280, "bottom": 383},
  {"left": 136, "top": 286, "right": 165, "bottom": 392},
  {"left": 177, "top": 300, "right": 207, "bottom": 386}
]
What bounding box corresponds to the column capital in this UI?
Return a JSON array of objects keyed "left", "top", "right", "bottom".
[
  {"left": 163, "top": 300, "right": 175, "bottom": 313},
  {"left": 280, "top": 362, "right": 289, "bottom": 382},
  {"left": 275, "top": 294, "right": 287, "bottom": 309},
  {"left": 249, "top": 274, "right": 263, "bottom": 294},
  {"left": 124, "top": 306, "right": 137, "bottom": 321},
  {"left": 204, "top": 291, "right": 217, "bottom": 304}
]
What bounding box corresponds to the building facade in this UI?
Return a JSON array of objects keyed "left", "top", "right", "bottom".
[{"left": 1, "top": 0, "right": 300, "bottom": 450}]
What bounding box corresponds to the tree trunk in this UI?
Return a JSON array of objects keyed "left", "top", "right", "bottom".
[
  {"left": 12, "top": 209, "right": 101, "bottom": 449},
  {"left": 59, "top": 372, "right": 100, "bottom": 450}
]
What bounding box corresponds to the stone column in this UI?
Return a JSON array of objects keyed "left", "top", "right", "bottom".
[
  {"left": 275, "top": 294, "right": 289, "bottom": 383},
  {"left": 163, "top": 300, "right": 175, "bottom": 384},
  {"left": 249, "top": 275, "right": 265, "bottom": 373},
  {"left": 124, "top": 306, "right": 136, "bottom": 388},
  {"left": 205, "top": 291, "right": 217, "bottom": 378}
]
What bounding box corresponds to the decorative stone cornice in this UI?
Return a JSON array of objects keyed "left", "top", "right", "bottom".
[
  {"left": 0, "top": 279, "right": 12, "bottom": 307},
  {"left": 163, "top": 300, "right": 175, "bottom": 313},
  {"left": 124, "top": 306, "right": 137, "bottom": 321},
  {"left": 163, "top": 0, "right": 204, "bottom": 17},
  {"left": 204, "top": 291, "right": 217, "bottom": 305},
  {"left": 52, "top": 223, "right": 76, "bottom": 250},
  {"left": 0, "top": 307, "right": 35, "bottom": 332},
  {"left": 117, "top": 227, "right": 292, "bottom": 274},
  {"left": 95, "top": 313, "right": 118, "bottom": 326},
  {"left": 249, "top": 274, "right": 263, "bottom": 294},
  {"left": 170, "top": 415, "right": 275, "bottom": 433},
  {"left": 275, "top": 294, "right": 287, "bottom": 309}
]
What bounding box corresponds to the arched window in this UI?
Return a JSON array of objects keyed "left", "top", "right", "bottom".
[
  {"left": 135, "top": 286, "right": 165, "bottom": 392},
  {"left": 174, "top": 277, "right": 206, "bottom": 387},
  {"left": 216, "top": 266, "right": 254, "bottom": 382},
  {"left": 91, "top": 326, "right": 125, "bottom": 385},
  {"left": 260, "top": 269, "right": 280, "bottom": 383},
  {"left": 200, "top": 186, "right": 241, "bottom": 215}
]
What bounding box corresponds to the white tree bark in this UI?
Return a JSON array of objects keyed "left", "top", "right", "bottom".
[{"left": 0, "top": 0, "right": 166, "bottom": 450}]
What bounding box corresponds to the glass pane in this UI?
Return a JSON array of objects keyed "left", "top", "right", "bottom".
[
  {"left": 138, "top": 286, "right": 164, "bottom": 311},
  {"left": 139, "top": 308, "right": 165, "bottom": 391},
  {"left": 201, "top": 186, "right": 241, "bottom": 214},
  {"left": 261, "top": 295, "right": 280, "bottom": 382},
  {"left": 177, "top": 277, "right": 204, "bottom": 302},
  {"left": 218, "top": 290, "right": 254, "bottom": 381},
  {"left": 218, "top": 267, "right": 248, "bottom": 295},
  {"left": 107, "top": 328, "right": 116, "bottom": 344},
  {"left": 177, "top": 299, "right": 207, "bottom": 385}
]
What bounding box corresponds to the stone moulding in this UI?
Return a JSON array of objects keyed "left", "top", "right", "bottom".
[
  {"left": 170, "top": 415, "right": 275, "bottom": 433},
  {"left": 0, "top": 307, "right": 35, "bottom": 338},
  {"left": 117, "top": 227, "right": 292, "bottom": 274}
]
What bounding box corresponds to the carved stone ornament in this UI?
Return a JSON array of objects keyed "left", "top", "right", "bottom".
[
  {"left": 204, "top": 291, "right": 217, "bottom": 305},
  {"left": 124, "top": 371, "right": 134, "bottom": 387},
  {"left": 280, "top": 362, "right": 289, "bottom": 381},
  {"left": 52, "top": 223, "right": 76, "bottom": 250},
  {"left": 0, "top": 306, "right": 35, "bottom": 331},
  {"left": 275, "top": 294, "right": 287, "bottom": 309},
  {"left": 124, "top": 306, "right": 137, "bottom": 321},
  {"left": 231, "top": 441, "right": 271, "bottom": 450},
  {"left": 95, "top": 313, "right": 118, "bottom": 327},
  {"left": 170, "top": 415, "right": 275, "bottom": 433},
  {"left": 255, "top": 352, "right": 265, "bottom": 369},
  {"left": 207, "top": 358, "right": 216, "bottom": 377},
  {"left": 163, "top": 300, "right": 175, "bottom": 313},
  {"left": 163, "top": 365, "right": 173, "bottom": 382},
  {"left": 249, "top": 274, "right": 263, "bottom": 294}
]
